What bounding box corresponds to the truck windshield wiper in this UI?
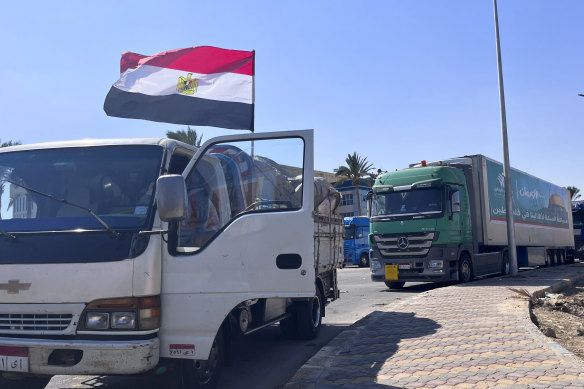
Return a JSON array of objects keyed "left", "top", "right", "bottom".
[{"left": 3, "top": 179, "right": 121, "bottom": 239}]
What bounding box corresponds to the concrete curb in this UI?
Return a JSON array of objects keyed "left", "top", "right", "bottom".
[
  {"left": 286, "top": 265, "right": 584, "bottom": 388},
  {"left": 530, "top": 272, "right": 584, "bottom": 299}
]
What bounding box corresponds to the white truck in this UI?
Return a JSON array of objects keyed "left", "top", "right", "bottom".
[{"left": 0, "top": 130, "right": 342, "bottom": 388}]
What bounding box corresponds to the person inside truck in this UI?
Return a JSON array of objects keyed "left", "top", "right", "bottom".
[{"left": 179, "top": 155, "right": 231, "bottom": 249}]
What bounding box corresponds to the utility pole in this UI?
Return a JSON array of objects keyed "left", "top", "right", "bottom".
[{"left": 493, "top": 0, "right": 518, "bottom": 276}]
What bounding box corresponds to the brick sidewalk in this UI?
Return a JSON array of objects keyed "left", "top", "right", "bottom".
[{"left": 287, "top": 264, "right": 584, "bottom": 389}]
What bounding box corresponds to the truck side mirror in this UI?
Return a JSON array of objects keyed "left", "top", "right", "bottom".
[
  {"left": 156, "top": 175, "right": 187, "bottom": 222},
  {"left": 366, "top": 191, "right": 373, "bottom": 217}
]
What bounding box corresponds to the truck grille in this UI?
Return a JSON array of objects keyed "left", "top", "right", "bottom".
[
  {"left": 373, "top": 232, "right": 435, "bottom": 257},
  {"left": 0, "top": 313, "right": 73, "bottom": 332}
]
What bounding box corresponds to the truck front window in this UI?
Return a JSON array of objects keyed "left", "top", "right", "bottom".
[
  {"left": 344, "top": 225, "right": 356, "bottom": 240},
  {"left": 0, "top": 145, "right": 163, "bottom": 232},
  {"left": 372, "top": 188, "right": 444, "bottom": 217}
]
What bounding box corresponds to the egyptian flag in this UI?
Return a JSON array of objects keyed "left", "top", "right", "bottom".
[{"left": 104, "top": 46, "right": 255, "bottom": 131}]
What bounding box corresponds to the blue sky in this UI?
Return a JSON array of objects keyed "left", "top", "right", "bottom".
[{"left": 1, "top": 1, "right": 582, "bottom": 191}]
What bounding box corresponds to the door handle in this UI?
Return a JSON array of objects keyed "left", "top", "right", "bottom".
[{"left": 276, "top": 254, "right": 302, "bottom": 269}]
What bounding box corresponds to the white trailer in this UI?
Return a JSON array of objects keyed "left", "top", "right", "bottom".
[{"left": 0, "top": 130, "right": 341, "bottom": 388}]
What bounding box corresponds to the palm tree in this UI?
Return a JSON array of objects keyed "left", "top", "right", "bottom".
[
  {"left": 166, "top": 126, "right": 203, "bottom": 147},
  {"left": 334, "top": 152, "right": 374, "bottom": 216},
  {"left": 0, "top": 140, "right": 21, "bottom": 219},
  {"left": 567, "top": 186, "right": 581, "bottom": 200},
  {"left": 0, "top": 140, "right": 20, "bottom": 148}
]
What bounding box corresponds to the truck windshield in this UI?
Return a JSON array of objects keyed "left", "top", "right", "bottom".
[
  {"left": 0, "top": 145, "right": 163, "bottom": 232},
  {"left": 344, "top": 225, "right": 356, "bottom": 240},
  {"left": 371, "top": 188, "right": 444, "bottom": 218}
]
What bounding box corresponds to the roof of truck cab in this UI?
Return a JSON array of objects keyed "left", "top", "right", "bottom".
[
  {"left": 375, "top": 165, "right": 465, "bottom": 187},
  {"left": 0, "top": 138, "right": 197, "bottom": 153}
]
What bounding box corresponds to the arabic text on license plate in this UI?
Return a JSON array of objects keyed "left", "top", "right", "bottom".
[
  {"left": 398, "top": 264, "right": 411, "bottom": 270},
  {"left": 0, "top": 346, "right": 29, "bottom": 373}
]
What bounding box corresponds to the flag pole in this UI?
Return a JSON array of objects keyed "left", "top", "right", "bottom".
[
  {"left": 250, "top": 50, "right": 256, "bottom": 205},
  {"left": 493, "top": 0, "right": 518, "bottom": 276}
]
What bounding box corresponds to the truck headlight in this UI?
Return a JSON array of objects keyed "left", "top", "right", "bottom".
[
  {"left": 81, "top": 296, "right": 160, "bottom": 331},
  {"left": 371, "top": 260, "right": 381, "bottom": 272},
  {"left": 111, "top": 312, "right": 137, "bottom": 329},
  {"left": 86, "top": 312, "right": 110, "bottom": 330},
  {"left": 429, "top": 260, "right": 443, "bottom": 269}
]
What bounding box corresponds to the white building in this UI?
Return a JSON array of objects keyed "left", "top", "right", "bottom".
[{"left": 9, "top": 185, "right": 37, "bottom": 219}]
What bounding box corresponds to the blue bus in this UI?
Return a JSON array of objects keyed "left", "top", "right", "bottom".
[
  {"left": 574, "top": 201, "right": 584, "bottom": 260},
  {"left": 343, "top": 216, "right": 370, "bottom": 267}
]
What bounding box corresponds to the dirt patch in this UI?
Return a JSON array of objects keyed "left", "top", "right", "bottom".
[{"left": 531, "top": 280, "right": 584, "bottom": 359}]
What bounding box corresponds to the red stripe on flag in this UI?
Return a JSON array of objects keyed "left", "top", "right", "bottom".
[
  {"left": 119, "top": 46, "right": 254, "bottom": 76},
  {"left": 120, "top": 52, "right": 148, "bottom": 73}
]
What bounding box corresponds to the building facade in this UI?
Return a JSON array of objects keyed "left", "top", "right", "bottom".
[
  {"left": 335, "top": 180, "right": 372, "bottom": 218},
  {"left": 9, "top": 185, "right": 37, "bottom": 219}
]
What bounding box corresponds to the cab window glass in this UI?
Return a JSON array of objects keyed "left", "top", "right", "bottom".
[
  {"left": 177, "top": 137, "right": 304, "bottom": 251},
  {"left": 451, "top": 190, "right": 461, "bottom": 213}
]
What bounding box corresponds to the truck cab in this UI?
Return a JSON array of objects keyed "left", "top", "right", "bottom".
[
  {"left": 368, "top": 165, "right": 472, "bottom": 288},
  {"left": 369, "top": 155, "right": 575, "bottom": 289},
  {"left": 343, "top": 216, "right": 370, "bottom": 267},
  {"left": 0, "top": 130, "right": 336, "bottom": 388}
]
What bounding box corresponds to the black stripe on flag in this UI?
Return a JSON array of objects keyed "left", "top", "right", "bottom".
[{"left": 103, "top": 87, "right": 254, "bottom": 130}]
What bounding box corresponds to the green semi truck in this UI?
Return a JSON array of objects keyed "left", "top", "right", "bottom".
[{"left": 368, "top": 155, "right": 575, "bottom": 289}]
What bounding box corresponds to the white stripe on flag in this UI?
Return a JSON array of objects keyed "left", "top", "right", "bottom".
[{"left": 114, "top": 65, "right": 253, "bottom": 104}]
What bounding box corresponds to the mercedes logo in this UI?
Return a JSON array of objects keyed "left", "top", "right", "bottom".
[{"left": 397, "top": 237, "right": 409, "bottom": 250}]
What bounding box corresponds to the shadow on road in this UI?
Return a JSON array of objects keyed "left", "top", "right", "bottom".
[
  {"left": 381, "top": 281, "right": 450, "bottom": 294},
  {"left": 290, "top": 310, "right": 440, "bottom": 388},
  {"left": 46, "top": 323, "right": 354, "bottom": 389}
]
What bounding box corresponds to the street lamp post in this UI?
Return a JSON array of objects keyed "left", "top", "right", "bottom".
[{"left": 493, "top": 0, "right": 518, "bottom": 276}]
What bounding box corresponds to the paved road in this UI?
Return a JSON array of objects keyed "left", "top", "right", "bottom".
[{"left": 46, "top": 268, "right": 440, "bottom": 389}]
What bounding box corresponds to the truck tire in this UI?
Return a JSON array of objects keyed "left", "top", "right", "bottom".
[
  {"left": 296, "top": 287, "right": 324, "bottom": 340},
  {"left": 384, "top": 281, "right": 405, "bottom": 289},
  {"left": 458, "top": 254, "right": 473, "bottom": 283},
  {"left": 359, "top": 253, "right": 370, "bottom": 268},
  {"left": 181, "top": 328, "right": 225, "bottom": 389},
  {"left": 280, "top": 285, "right": 324, "bottom": 340},
  {"left": 0, "top": 375, "right": 52, "bottom": 389},
  {"left": 279, "top": 314, "right": 297, "bottom": 339}
]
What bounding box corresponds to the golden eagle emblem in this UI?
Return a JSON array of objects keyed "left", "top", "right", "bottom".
[{"left": 177, "top": 73, "right": 198, "bottom": 95}]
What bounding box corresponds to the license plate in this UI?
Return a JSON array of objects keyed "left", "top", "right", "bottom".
[
  {"left": 385, "top": 264, "right": 399, "bottom": 281},
  {"left": 0, "top": 346, "right": 29, "bottom": 373},
  {"left": 398, "top": 264, "right": 411, "bottom": 270}
]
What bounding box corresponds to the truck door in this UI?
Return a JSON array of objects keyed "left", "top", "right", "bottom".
[{"left": 159, "top": 130, "right": 315, "bottom": 360}]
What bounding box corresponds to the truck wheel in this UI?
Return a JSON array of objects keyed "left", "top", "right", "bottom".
[
  {"left": 279, "top": 313, "right": 297, "bottom": 339},
  {"left": 359, "top": 253, "right": 370, "bottom": 267},
  {"left": 458, "top": 254, "right": 473, "bottom": 283},
  {"left": 181, "top": 329, "right": 224, "bottom": 389},
  {"left": 384, "top": 281, "right": 405, "bottom": 289},
  {"left": 295, "top": 287, "right": 324, "bottom": 340},
  {"left": 501, "top": 251, "right": 510, "bottom": 275}
]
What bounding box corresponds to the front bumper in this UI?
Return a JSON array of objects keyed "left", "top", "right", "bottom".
[
  {"left": 370, "top": 246, "right": 458, "bottom": 283},
  {"left": 0, "top": 336, "right": 159, "bottom": 375},
  {"left": 370, "top": 270, "right": 452, "bottom": 283}
]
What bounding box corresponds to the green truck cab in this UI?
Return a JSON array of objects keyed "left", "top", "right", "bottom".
[{"left": 368, "top": 156, "right": 575, "bottom": 289}]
